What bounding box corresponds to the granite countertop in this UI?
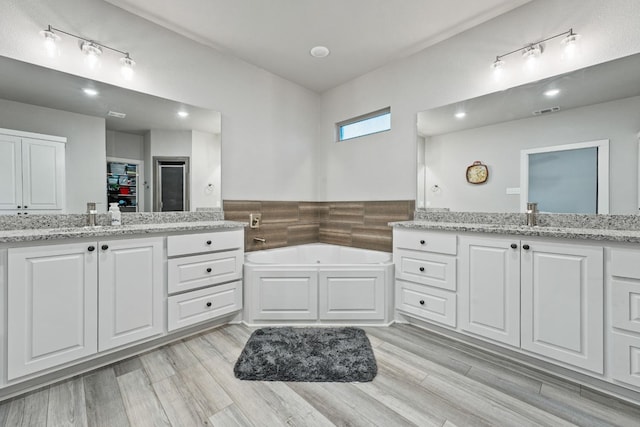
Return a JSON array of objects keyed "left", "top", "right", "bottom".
[
  {"left": 0, "top": 220, "right": 246, "bottom": 244},
  {"left": 390, "top": 221, "right": 640, "bottom": 244}
]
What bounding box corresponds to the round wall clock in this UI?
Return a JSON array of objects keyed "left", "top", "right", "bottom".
[{"left": 466, "top": 161, "right": 489, "bottom": 184}]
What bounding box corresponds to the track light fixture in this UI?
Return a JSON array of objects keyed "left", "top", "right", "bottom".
[
  {"left": 40, "top": 25, "right": 137, "bottom": 80},
  {"left": 491, "top": 29, "right": 580, "bottom": 78}
]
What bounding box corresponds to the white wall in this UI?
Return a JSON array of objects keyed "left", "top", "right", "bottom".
[
  {"left": 0, "top": 98, "right": 106, "bottom": 212},
  {"left": 2, "top": 1, "right": 640, "bottom": 205},
  {"left": 106, "top": 130, "right": 143, "bottom": 160},
  {"left": 425, "top": 96, "right": 640, "bottom": 213},
  {"left": 0, "top": 0, "right": 319, "bottom": 202},
  {"left": 318, "top": 0, "right": 640, "bottom": 201}
]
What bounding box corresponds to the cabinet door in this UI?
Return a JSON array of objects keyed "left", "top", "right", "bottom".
[
  {"left": 319, "top": 269, "right": 385, "bottom": 320},
  {"left": 8, "top": 242, "right": 98, "bottom": 380},
  {"left": 0, "top": 134, "right": 22, "bottom": 209},
  {"left": 459, "top": 236, "right": 520, "bottom": 347},
  {"left": 248, "top": 269, "right": 318, "bottom": 320},
  {"left": 21, "top": 138, "right": 65, "bottom": 210},
  {"left": 521, "top": 241, "right": 603, "bottom": 373},
  {"left": 98, "top": 237, "right": 164, "bottom": 351}
]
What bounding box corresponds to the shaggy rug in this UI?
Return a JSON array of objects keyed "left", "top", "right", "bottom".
[{"left": 233, "top": 327, "right": 377, "bottom": 382}]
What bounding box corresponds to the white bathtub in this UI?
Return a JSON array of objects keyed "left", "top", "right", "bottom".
[{"left": 243, "top": 243, "right": 394, "bottom": 325}]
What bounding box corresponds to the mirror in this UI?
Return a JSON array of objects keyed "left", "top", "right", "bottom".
[
  {"left": 417, "top": 53, "right": 640, "bottom": 214},
  {"left": 0, "top": 55, "right": 221, "bottom": 213}
]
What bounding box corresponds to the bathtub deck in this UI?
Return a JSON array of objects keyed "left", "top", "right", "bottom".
[{"left": 2, "top": 323, "right": 639, "bottom": 426}]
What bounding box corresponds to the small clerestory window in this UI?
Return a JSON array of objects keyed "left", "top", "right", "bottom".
[{"left": 336, "top": 107, "right": 391, "bottom": 141}]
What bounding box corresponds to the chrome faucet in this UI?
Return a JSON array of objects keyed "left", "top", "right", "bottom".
[
  {"left": 253, "top": 237, "right": 266, "bottom": 243},
  {"left": 526, "top": 202, "right": 538, "bottom": 226},
  {"left": 87, "top": 202, "right": 97, "bottom": 227}
]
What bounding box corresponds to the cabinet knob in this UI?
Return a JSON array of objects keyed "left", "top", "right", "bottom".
[
  {"left": 510, "top": 243, "right": 517, "bottom": 249},
  {"left": 206, "top": 301, "right": 212, "bottom": 308},
  {"left": 24, "top": 206, "right": 28, "bottom": 209},
  {"left": 522, "top": 244, "right": 530, "bottom": 250},
  {"left": 17, "top": 205, "right": 21, "bottom": 209},
  {"left": 206, "top": 240, "right": 212, "bottom": 245},
  {"left": 419, "top": 267, "right": 425, "bottom": 272},
  {"left": 101, "top": 244, "right": 109, "bottom": 250},
  {"left": 206, "top": 267, "right": 212, "bottom": 273},
  {"left": 419, "top": 300, "right": 425, "bottom": 305},
  {"left": 419, "top": 240, "right": 426, "bottom": 245},
  {"left": 88, "top": 246, "right": 95, "bottom": 252}
]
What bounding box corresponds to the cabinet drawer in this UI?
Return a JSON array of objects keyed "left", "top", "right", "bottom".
[
  {"left": 167, "top": 281, "right": 242, "bottom": 331},
  {"left": 167, "top": 230, "right": 242, "bottom": 257},
  {"left": 394, "top": 229, "right": 456, "bottom": 255},
  {"left": 396, "top": 280, "right": 456, "bottom": 327},
  {"left": 610, "top": 248, "right": 640, "bottom": 279},
  {"left": 168, "top": 249, "right": 243, "bottom": 294},
  {"left": 395, "top": 249, "right": 456, "bottom": 291},
  {"left": 611, "top": 332, "right": 640, "bottom": 388},
  {"left": 612, "top": 279, "right": 640, "bottom": 333}
]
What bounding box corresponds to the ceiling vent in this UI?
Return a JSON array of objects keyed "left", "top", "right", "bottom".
[
  {"left": 532, "top": 106, "right": 560, "bottom": 115},
  {"left": 107, "top": 110, "right": 126, "bottom": 118}
]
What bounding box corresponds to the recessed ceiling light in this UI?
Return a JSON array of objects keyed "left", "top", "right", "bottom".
[
  {"left": 455, "top": 112, "right": 466, "bottom": 119},
  {"left": 544, "top": 89, "right": 561, "bottom": 97},
  {"left": 310, "top": 46, "right": 330, "bottom": 58},
  {"left": 177, "top": 111, "right": 189, "bottom": 118},
  {"left": 83, "top": 88, "right": 98, "bottom": 96}
]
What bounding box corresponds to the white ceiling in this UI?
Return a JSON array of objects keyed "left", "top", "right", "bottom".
[{"left": 104, "top": 0, "right": 530, "bottom": 93}]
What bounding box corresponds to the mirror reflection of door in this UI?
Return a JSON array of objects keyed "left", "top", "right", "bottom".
[
  {"left": 521, "top": 140, "right": 609, "bottom": 214},
  {"left": 154, "top": 157, "right": 189, "bottom": 211}
]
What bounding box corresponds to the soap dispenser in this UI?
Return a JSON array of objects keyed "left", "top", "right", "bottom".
[{"left": 109, "top": 202, "right": 122, "bottom": 226}]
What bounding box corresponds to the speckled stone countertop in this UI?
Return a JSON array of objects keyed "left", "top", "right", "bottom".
[
  {"left": 391, "top": 210, "right": 640, "bottom": 244},
  {"left": 0, "top": 210, "right": 248, "bottom": 244},
  {"left": 0, "top": 220, "right": 246, "bottom": 244}
]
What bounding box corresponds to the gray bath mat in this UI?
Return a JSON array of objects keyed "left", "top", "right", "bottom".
[{"left": 233, "top": 327, "right": 377, "bottom": 382}]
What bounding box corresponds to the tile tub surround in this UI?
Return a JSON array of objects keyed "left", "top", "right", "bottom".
[
  {"left": 0, "top": 210, "right": 225, "bottom": 231},
  {"left": 223, "top": 200, "right": 414, "bottom": 252}
]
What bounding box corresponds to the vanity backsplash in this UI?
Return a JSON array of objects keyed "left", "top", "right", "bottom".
[
  {"left": 0, "top": 209, "right": 225, "bottom": 230},
  {"left": 414, "top": 209, "right": 640, "bottom": 230}
]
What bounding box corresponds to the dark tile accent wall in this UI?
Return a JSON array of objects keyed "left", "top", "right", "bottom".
[{"left": 223, "top": 200, "right": 414, "bottom": 253}]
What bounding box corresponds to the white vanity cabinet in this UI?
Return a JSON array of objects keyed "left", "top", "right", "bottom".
[
  {"left": 395, "top": 229, "right": 605, "bottom": 375},
  {"left": 520, "top": 240, "right": 603, "bottom": 374},
  {"left": 7, "top": 242, "right": 98, "bottom": 380},
  {"left": 458, "top": 235, "right": 520, "bottom": 347},
  {"left": 459, "top": 235, "right": 604, "bottom": 373},
  {"left": 7, "top": 236, "right": 164, "bottom": 380},
  {"left": 609, "top": 247, "right": 640, "bottom": 388},
  {"left": 394, "top": 229, "right": 457, "bottom": 327},
  {"left": 0, "top": 128, "right": 66, "bottom": 213},
  {"left": 98, "top": 237, "right": 164, "bottom": 351},
  {"left": 167, "top": 230, "right": 243, "bottom": 331}
]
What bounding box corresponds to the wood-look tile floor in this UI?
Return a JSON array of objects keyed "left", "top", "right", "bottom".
[{"left": 1, "top": 323, "right": 639, "bottom": 426}]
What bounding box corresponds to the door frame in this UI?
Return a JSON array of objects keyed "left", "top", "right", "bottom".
[{"left": 153, "top": 156, "right": 190, "bottom": 212}]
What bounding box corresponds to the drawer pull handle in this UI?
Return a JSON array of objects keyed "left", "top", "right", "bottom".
[
  {"left": 206, "top": 240, "right": 212, "bottom": 245},
  {"left": 206, "top": 267, "right": 212, "bottom": 273},
  {"left": 206, "top": 301, "right": 212, "bottom": 308},
  {"left": 419, "top": 300, "right": 425, "bottom": 305},
  {"left": 88, "top": 246, "right": 95, "bottom": 252},
  {"left": 522, "top": 244, "right": 530, "bottom": 250},
  {"left": 101, "top": 244, "right": 109, "bottom": 251},
  {"left": 419, "top": 267, "right": 425, "bottom": 272},
  {"left": 419, "top": 240, "right": 426, "bottom": 245},
  {"left": 510, "top": 243, "right": 517, "bottom": 249}
]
